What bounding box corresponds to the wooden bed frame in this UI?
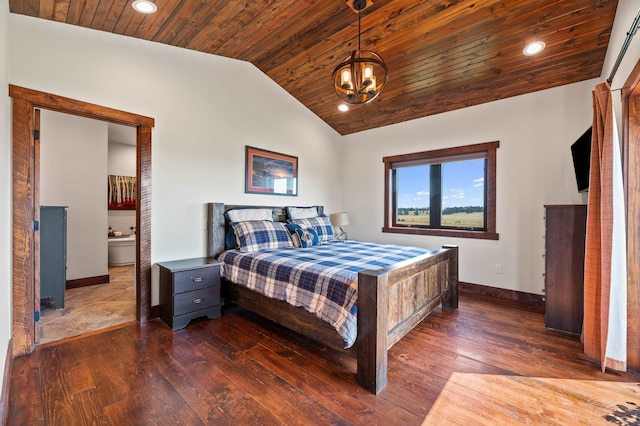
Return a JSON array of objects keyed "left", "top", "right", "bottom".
[{"left": 206, "top": 202, "right": 458, "bottom": 394}]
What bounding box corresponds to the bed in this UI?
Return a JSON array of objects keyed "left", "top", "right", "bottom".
[{"left": 206, "top": 202, "right": 458, "bottom": 394}]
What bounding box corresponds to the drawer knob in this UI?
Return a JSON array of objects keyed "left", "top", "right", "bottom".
[
  {"left": 193, "top": 298, "right": 204, "bottom": 304},
  {"left": 192, "top": 277, "right": 204, "bottom": 283}
]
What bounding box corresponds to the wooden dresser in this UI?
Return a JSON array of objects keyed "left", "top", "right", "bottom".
[
  {"left": 158, "top": 257, "right": 222, "bottom": 331},
  {"left": 544, "top": 205, "right": 587, "bottom": 335}
]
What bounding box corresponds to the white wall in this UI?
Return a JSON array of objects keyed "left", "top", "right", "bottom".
[
  {"left": 40, "top": 110, "right": 109, "bottom": 281},
  {"left": 601, "top": 0, "right": 640, "bottom": 129},
  {"left": 108, "top": 141, "right": 136, "bottom": 234},
  {"left": 108, "top": 141, "right": 136, "bottom": 176},
  {"left": 8, "top": 15, "right": 343, "bottom": 304},
  {"left": 0, "top": 0, "right": 11, "bottom": 397},
  {"left": 342, "top": 80, "right": 595, "bottom": 295}
]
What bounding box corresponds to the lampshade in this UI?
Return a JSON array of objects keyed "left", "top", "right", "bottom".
[
  {"left": 330, "top": 212, "right": 350, "bottom": 227},
  {"left": 332, "top": 0, "right": 388, "bottom": 106}
]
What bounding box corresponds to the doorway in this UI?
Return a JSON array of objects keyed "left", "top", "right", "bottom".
[
  {"left": 10, "top": 85, "right": 154, "bottom": 356},
  {"left": 38, "top": 115, "right": 138, "bottom": 343}
]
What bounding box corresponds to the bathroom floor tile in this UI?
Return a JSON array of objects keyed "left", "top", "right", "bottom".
[{"left": 39, "top": 265, "right": 136, "bottom": 344}]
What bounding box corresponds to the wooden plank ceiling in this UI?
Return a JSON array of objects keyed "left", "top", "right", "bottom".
[{"left": 10, "top": 0, "right": 619, "bottom": 135}]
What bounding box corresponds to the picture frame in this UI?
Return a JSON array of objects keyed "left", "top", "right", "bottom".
[
  {"left": 245, "top": 146, "right": 298, "bottom": 196},
  {"left": 108, "top": 174, "right": 136, "bottom": 210}
]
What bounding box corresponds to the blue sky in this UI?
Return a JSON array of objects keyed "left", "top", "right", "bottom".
[{"left": 396, "top": 159, "right": 485, "bottom": 208}]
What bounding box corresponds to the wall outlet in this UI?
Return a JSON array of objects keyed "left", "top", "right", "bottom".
[{"left": 495, "top": 264, "right": 502, "bottom": 274}]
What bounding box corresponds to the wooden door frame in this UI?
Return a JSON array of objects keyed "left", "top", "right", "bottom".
[
  {"left": 33, "top": 109, "right": 40, "bottom": 345},
  {"left": 10, "top": 85, "right": 154, "bottom": 357},
  {"left": 622, "top": 62, "right": 640, "bottom": 371}
]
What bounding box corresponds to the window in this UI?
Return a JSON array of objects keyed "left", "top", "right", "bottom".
[{"left": 383, "top": 141, "right": 499, "bottom": 240}]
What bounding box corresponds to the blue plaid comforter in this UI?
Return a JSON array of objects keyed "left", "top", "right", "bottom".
[{"left": 218, "top": 240, "right": 431, "bottom": 348}]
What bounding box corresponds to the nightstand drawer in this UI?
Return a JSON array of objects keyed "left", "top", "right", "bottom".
[
  {"left": 173, "top": 305, "right": 221, "bottom": 330},
  {"left": 173, "top": 285, "right": 220, "bottom": 316},
  {"left": 173, "top": 266, "right": 220, "bottom": 294}
]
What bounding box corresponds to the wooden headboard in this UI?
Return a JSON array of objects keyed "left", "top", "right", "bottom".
[{"left": 206, "top": 203, "right": 324, "bottom": 258}]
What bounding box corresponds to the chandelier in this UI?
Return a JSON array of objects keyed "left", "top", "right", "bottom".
[{"left": 332, "top": 0, "right": 388, "bottom": 106}]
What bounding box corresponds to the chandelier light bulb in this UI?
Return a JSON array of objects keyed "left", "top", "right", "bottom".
[
  {"left": 368, "top": 75, "right": 376, "bottom": 93},
  {"left": 341, "top": 69, "right": 352, "bottom": 89},
  {"left": 363, "top": 64, "right": 374, "bottom": 86}
]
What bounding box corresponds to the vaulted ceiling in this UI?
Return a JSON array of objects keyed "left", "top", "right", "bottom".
[{"left": 9, "top": 0, "right": 619, "bottom": 135}]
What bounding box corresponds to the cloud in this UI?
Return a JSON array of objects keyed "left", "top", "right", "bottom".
[
  {"left": 449, "top": 188, "right": 465, "bottom": 199},
  {"left": 416, "top": 190, "right": 429, "bottom": 196},
  {"left": 473, "top": 177, "right": 484, "bottom": 188}
]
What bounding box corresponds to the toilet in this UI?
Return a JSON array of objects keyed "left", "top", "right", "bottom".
[{"left": 108, "top": 235, "right": 136, "bottom": 266}]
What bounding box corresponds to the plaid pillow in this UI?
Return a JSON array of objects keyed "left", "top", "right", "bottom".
[
  {"left": 231, "top": 221, "right": 294, "bottom": 253},
  {"left": 224, "top": 208, "right": 274, "bottom": 250},
  {"left": 288, "top": 216, "right": 334, "bottom": 242}
]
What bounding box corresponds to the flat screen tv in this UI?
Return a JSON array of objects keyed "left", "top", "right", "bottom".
[{"left": 571, "top": 127, "right": 592, "bottom": 192}]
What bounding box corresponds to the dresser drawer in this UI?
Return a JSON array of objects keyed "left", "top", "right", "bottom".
[
  {"left": 173, "top": 285, "right": 220, "bottom": 317},
  {"left": 173, "top": 266, "right": 220, "bottom": 294}
]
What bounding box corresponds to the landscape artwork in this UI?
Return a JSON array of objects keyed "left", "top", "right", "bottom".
[
  {"left": 108, "top": 175, "right": 136, "bottom": 210},
  {"left": 245, "top": 146, "right": 298, "bottom": 196}
]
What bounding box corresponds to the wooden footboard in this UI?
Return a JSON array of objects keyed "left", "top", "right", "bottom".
[
  {"left": 206, "top": 202, "right": 458, "bottom": 394},
  {"left": 357, "top": 245, "right": 458, "bottom": 393}
]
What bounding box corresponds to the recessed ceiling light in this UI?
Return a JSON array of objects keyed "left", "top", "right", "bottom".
[
  {"left": 523, "top": 41, "right": 545, "bottom": 56},
  {"left": 338, "top": 104, "right": 349, "bottom": 112},
  {"left": 132, "top": 0, "right": 157, "bottom": 14}
]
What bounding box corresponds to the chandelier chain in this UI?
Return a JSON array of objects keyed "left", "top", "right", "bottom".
[{"left": 358, "top": 10, "right": 361, "bottom": 51}]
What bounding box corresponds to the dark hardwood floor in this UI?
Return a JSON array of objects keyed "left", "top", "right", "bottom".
[{"left": 8, "top": 294, "right": 640, "bottom": 425}]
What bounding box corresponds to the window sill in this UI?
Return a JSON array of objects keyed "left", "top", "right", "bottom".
[{"left": 382, "top": 226, "right": 499, "bottom": 240}]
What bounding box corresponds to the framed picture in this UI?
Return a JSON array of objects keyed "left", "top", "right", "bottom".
[
  {"left": 108, "top": 175, "right": 136, "bottom": 210},
  {"left": 245, "top": 146, "right": 298, "bottom": 196}
]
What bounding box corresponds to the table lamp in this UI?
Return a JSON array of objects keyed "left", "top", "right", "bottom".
[{"left": 330, "top": 212, "right": 350, "bottom": 240}]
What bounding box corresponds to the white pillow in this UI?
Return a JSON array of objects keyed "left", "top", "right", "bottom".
[
  {"left": 226, "top": 208, "right": 273, "bottom": 223},
  {"left": 287, "top": 206, "right": 318, "bottom": 220}
]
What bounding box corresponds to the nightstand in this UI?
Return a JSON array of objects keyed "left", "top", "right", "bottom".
[{"left": 158, "top": 257, "right": 222, "bottom": 331}]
